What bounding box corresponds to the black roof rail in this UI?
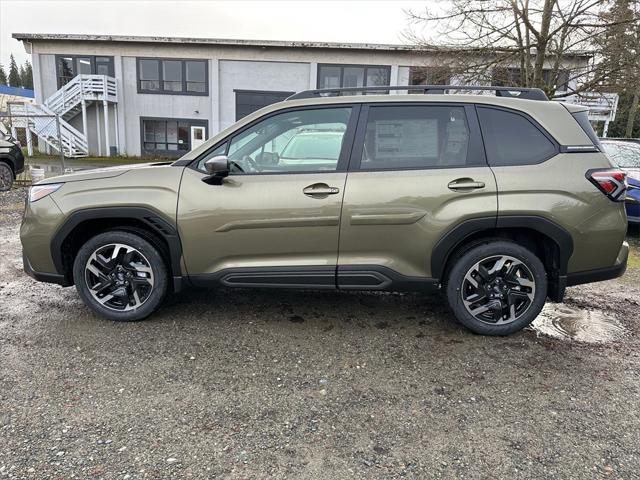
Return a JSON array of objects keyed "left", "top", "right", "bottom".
[{"left": 286, "top": 85, "right": 549, "bottom": 101}]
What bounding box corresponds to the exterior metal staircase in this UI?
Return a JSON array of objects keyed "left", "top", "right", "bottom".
[{"left": 8, "top": 74, "right": 118, "bottom": 157}]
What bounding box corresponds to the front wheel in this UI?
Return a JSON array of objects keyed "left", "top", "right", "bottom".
[
  {"left": 446, "top": 241, "right": 547, "bottom": 335},
  {"left": 0, "top": 162, "right": 13, "bottom": 192},
  {"left": 72, "top": 231, "right": 168, "bottom": 321}
]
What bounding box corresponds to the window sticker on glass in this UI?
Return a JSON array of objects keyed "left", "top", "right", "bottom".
[{"left": 374, "top": 119, "right": 439, "bottom": 160}]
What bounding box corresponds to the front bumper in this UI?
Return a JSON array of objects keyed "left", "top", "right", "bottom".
[
  {"left": 566, "top": 241, "right": 629, "bottom": 287},
  {"left": 22, "top": 252, "right": 70, "bottom": 286}
]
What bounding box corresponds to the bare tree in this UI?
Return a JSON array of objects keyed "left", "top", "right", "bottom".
[{"left": 405, "top": 0, "right": 639, "bottom": 99}]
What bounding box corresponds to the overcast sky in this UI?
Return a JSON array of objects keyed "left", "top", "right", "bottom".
[{"left": 0, "top": 0, "right": 430, "bottom": 69}]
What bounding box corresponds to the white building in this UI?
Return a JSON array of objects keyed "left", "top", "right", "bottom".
[{"left": 12, "top": 33, "right": 589, "bottom": 158}]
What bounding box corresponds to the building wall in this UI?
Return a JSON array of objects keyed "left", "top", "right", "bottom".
[
  {"left": 26, "top": 39, "right": 591, "bottom": 157},
  {"left": 218, "top": 60, "right": 310, "bottom": 131}
]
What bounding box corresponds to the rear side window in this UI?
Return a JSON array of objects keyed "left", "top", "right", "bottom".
[
  {"left": 358, "top": 105, "right": 471, "bottom": 169},
  {"left": 477, "top": 107, "right": 557, "bottom": 166},
  {"left": 571, "top": 110, "right": 601, "bottom": 148}
]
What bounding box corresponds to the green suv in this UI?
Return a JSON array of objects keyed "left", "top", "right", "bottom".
[{"left": 20, "top": 86, "right": 629, "bottom": 335}]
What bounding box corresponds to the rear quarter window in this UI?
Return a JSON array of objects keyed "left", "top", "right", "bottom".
[
  {"left": 571, "top": 110, "right": 601, "bottom": 148},
  {"left": 477, "top": 107, "right": 558, "bottom": 166}
]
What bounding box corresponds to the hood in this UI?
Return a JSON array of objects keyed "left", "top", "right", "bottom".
[
  {"left": 0, "top": 138, "right": 17, "bottom": 149},
  {"left": 36, "top": 161, "right": 174, "bottom": 184}
]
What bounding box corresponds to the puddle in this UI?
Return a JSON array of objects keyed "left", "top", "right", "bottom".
[{"left": 530, "top": 304, "right": 628, "bottom": 344}]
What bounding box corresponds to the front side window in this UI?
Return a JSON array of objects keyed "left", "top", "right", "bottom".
[
  {"left": 317, "top": 64, "right": 390, "bottom": 92},
  {"left": 222, "top": 107, "right": 352, "bottom": 174},
  {"left": 358, "top": 105, "right": 470, "bottom": 169},
  {"left": 477, "top": 107, "right": 557, "bottom": 166},
  {"left": 137, "top": 58, "right": 208, "bottom": 95}
]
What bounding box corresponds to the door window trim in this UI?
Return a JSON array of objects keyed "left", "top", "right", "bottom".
[
  {"left": 347, "top": 102, "right": 487, "bottom": 172},
  {"left": 475, "top": 105, "right": 560, "bottom": 166},
  {"left": 188, "top": 104, "right": 362, "bottom": 175}
]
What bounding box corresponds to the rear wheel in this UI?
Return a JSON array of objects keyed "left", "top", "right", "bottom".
[
  {"left": 0, "top": 162, "right": 13, "bottom": 192},
  {"left": 73, "top": 231, "right": 168, "bottom": 321},
  {"left": 446, "top": 241, "right": 547, "bottom": 335}
]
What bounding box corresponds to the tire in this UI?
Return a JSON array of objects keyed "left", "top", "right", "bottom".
[
  {"left": 446, "top": 240, "right": 547, "bottom": 335},
  {"left": 0, "top": 162, "right": 13, "bottom": 192},
  {"left": 72, "top": 231, "right": 168, "bottom": 321}
]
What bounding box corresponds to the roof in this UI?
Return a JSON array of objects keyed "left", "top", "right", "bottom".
[
  {"left": 0, "top": 85, "right": 34, "bottom": 98},
  {"left": 12, "top": 33, "right": 592, "bottom": 57},
  {"left": 12, "top": 33, "right": 425, "bottom": 52}
]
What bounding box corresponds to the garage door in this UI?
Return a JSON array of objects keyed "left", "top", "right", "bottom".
[{"left": 235, "top": 90, "right": 295, "bottom": 121}]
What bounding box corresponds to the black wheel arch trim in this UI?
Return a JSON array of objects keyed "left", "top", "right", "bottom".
[
  {"left": 50, "top": 207, "right": 183, "bottom": 290},
  {"left": 431, "top": 215, "right": 574, "bottom": 280}
]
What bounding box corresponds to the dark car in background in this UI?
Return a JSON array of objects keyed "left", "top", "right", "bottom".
[
  {"left": 601, "top": 139, "right": 640, "bottom": 223},
  {"left": 0, "top": 133, "right": 25, "bottom": 192}
]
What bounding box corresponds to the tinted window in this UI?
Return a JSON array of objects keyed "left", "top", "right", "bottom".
[
  {"left": 225, "top": 107, "right": 352, "bottom": 174},
  {"left": 477, "top": 107, "right": 556, "bottom": 166},
  {"left": 359, "top": 106, "right": 470, "bottom": 169}
]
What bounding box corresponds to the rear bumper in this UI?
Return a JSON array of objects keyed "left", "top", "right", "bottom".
[
  {"left": 23, "top": 252, "right": 70, "bottom": 287},
  {"left": 566, "top": 241, "right": 629, "bottom": 287}
]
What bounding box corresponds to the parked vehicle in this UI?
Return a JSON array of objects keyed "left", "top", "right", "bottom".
[
  {"left": 601, "top": 138, "right": 640, "bottom": 223},
  {"left": 0, "top": 134, "right": 25, "bottom": 191},
  {"left": 20, "top": 85, "right": 629, "bottom": 335}
]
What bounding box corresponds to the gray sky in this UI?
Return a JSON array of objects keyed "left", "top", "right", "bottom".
[{"left": 0, "top": 0, "right": 430, "bottom": 70}]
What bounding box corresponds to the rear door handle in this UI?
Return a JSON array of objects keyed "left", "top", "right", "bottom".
[
  {"left": 303, "top": 183, "right": 340, "bottom": 197},
  {"left": 447, "top": 178, "right": 486, "bottom": 191}
]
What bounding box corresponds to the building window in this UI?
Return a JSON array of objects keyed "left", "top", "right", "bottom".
[
  {"left": 136, "top": 58, "right": 208, "bottom": 95},
  {"left": 492, "top": 67, "right": 570, "bottom": 92},
  {"left": 141, "top": 118, "right": 208, "bottom": 156},
  {"left": 55, "top": 55, "right": 115, "bottom": 88},
  {"left": 409, "top": 66, "right": 451, "bottom": 86},
  {"left": 317, "top": 64, "right": 390, "bottom": 91}
]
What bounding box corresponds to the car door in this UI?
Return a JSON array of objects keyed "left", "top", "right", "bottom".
[
  {"left": 177, "top": 105, "right": 358, "bottom": 288},
  {"left": 337, "top": 103, "right": 498, "bottom": 288}
]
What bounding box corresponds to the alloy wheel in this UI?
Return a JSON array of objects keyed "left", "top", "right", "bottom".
[
  {"left": 84, "top": 243, "right": 154, "bottom": 311},
  {"left": 460, "top": 255, "right": 536, "bottom": 325}
]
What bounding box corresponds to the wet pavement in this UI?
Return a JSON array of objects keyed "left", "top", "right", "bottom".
[{"left": 1, "top": 187, "right": 640, "bottom": 479}]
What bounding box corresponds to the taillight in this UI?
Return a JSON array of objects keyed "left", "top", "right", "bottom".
[{"left": 587, "top": 169, "right": 627, "bottom": 201}]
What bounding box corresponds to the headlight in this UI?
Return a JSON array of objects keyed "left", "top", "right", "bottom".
[{"left": 29, "top": 183, "right": 63, "bottom": 202}]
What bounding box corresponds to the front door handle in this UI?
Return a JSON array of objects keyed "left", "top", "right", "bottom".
[
  {"left": 303, "top": 183, "right": 340, "bottom": 197},
  {"left": 447, "top": 178, "right": 486, "bottom": 191}
]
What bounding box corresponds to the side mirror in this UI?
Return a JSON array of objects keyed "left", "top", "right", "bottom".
[{"left": 203, "top": 155, "right": 229, "bottom": 185}]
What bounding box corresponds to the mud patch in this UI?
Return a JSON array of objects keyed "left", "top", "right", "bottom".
[{"left": 531, "top": 303, "right": 628, "bottom": 344}]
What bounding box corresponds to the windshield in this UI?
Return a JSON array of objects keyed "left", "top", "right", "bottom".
[{"left": 602, "top": 142, "right": 640, "bottom": 168}]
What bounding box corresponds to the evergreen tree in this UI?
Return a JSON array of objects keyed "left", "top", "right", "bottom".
[
  {"left": 0, "top": 64, "right": 7, "bottom": 86},
  {"left": 8, "top": 54, "right": 21, "bottom": 87},
  {"left": 21, "top": 61, "right": 33, "bottom": 90}
]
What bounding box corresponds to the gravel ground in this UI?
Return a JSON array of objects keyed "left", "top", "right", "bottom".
[{"left": 1, "top": 187, "right": 640, "bottom": 479}]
